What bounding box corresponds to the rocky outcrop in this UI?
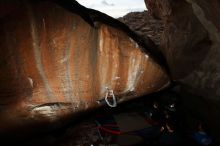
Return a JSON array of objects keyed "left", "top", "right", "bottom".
[
  {"left": 0, "top": 0, "right": 169, "bottom": 135},
  {"left": 118, "top": 11, "right": 166, "bottom": 74},
  {"left": 144, "top": 0, "right": 220, "bottom": 102},
  {"left": 119, "top": 11, "right": 164, "bottom": 45},
  {"left": 144, "top": 0, "right": 220, "bottom": 142},
  {"left": 120, "top": 0, "right": 220, "bottom": 142}
]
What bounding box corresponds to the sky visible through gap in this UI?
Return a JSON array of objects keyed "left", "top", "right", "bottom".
[{"left": 77, "top": 0, "right": 147, "bottom": 18}]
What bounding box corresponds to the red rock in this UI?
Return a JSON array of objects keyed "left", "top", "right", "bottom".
[{"left": 0, "top": 1, "right": 169, "bottom": 133}]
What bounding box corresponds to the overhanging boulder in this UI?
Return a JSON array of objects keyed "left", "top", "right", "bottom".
[{"left": 0, "top": 0, "right": 169, "bottom": 134}]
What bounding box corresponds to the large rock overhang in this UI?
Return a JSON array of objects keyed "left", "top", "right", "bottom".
[{"left": 0, "top": 0, "right": 170, "bottom": 135}]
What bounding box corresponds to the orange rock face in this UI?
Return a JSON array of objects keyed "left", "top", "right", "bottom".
[{"left": 0, "top": 1, "right": 169, "bottom": 132}]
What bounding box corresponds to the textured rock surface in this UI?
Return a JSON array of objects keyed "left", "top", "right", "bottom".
[
  {"left": 145, "top": 0, "right": 220, "bottom": 102},
  {"left": 119, "top": 11, "right": 164, "bottom": 45},
  {"left": 120, "top": 0, "right": 220, "bottom": 142},
  {"left": 0, "top": 1, "right": 169, "bottom": 134},
  {"left": 144, "top": 0, "right": 220, "bottom": 142}
]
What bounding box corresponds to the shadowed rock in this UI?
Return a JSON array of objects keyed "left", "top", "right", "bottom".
[
  {"left": 0, "top": 0, "right": 169, "bottom": 135},
  {"left": 145, "top": 0, "right": 220, "bottom": 143}
]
